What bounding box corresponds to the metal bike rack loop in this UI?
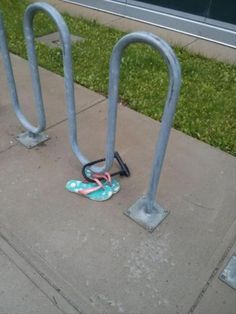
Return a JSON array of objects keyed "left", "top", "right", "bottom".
[
  {"left": 0, "top": 2, "right": 110, "bottom": 168},
  {"left": 107, "top": 32, "right": 181, "bottom": 231},
  {"left": 76, "top": 32, "right": 181, "bottom": 231},
  {"left": 0, "top": 2, "right": 75, "bottom": 148},
  {"left": 0, "top": 7, "right": 47, "bottom": 147}
]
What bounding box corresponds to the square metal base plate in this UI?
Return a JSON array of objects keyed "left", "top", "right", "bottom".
[
  {"left": 219, "top": 254, "right": 236, "bottom": 290},
  {"left": 124, "top": 196, "right": 169, "bottom": 232},
  {"left": 16, "top": 131, "right": 49, "bottom": 148}
]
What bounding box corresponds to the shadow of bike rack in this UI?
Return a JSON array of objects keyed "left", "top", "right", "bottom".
[{"left": 0, "top": 2, "right": 181, "bottom": 232}]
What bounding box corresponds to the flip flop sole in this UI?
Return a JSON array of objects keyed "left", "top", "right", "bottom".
[
  {"left": 110, "top": 179, "right": 120, "bottom": 194},
  {"left": 66, "top": 180, "right": 113, "bottom": 201}
]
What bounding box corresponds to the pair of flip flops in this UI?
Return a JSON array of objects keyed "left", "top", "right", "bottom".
[{"left": 66, "top": 170, "right": 120, "bottom": 201}]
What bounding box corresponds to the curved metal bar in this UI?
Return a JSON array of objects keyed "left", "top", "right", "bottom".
[
  {"left": 107, "top": 32, "right": 181, "bottom": 231},
  {"left": 1, "top": 2, "right": 90, "bottom": 157},
  {"left": 78, "top": 31, "right": 181, "bottom": 231},
  {"left": 23, "top": 2, "right": 95, "bottom": 161},
  {"left": 90, "top": 32, "right": 181, "bottom": 179},
  {"left": 0, "top": 12, "right": 43, "bottom": 133}
]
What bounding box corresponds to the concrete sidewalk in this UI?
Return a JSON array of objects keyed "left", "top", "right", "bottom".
[
  {"left": 0, "top": 236, "right": 72, "bottom": 314},
  {"left": 0, "top": 51, "right": 235, "bottom": 314}
]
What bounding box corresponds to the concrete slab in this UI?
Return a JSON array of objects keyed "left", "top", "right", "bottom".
[
  {"left": 0, "top": 249, "right": 63, "bottom": 314},
  {"left": 0, "top": 225, "right": 94, "bottom": 314},
  {"left": 192, "top": 241, "right": 236, "bottom": 314},
  {"left": 186, "top": 39, "right": 236, "bottom": 64},
  {"left": 37, "top": 32, "right": 84, "bottom": 48},
  {"left": 106, "top": 17, "right": 196, "bottom": 47},
  {"left": 0, "top": 100, "right": 235, "bottom": 314},
  {"left": 0, "top": 54, "right": 104, "bottom": 152}
]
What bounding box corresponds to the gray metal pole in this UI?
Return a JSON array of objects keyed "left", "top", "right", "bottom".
[
  {"left": 105, "top": 32, "right": 181, "bottom": 231},
  {"left": 106, "top": 32, "right": 181, "bottom": 184},
  {"left": 23, "top": 2, "right": 103, "bottom": 163},
  {"left": 25, "top": 3, "right": 109, "bottom": 170},
  {"left": 0, "top": 3, "right": 79, "bottom": 152},
  {"left": 0, "top": 12, "right": 44, "bottom": 134}
]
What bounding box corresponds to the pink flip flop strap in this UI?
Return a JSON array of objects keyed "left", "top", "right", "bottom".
[
  {"left": 93, "top": 172, "right": 111, "bottom": 184},
  {"left": 77, "top": 177, "right": 104, "bottom": 195}
]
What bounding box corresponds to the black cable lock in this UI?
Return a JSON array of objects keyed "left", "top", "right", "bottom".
[{"left": 82, "top": 152, "right": 130, "bottom": 182}]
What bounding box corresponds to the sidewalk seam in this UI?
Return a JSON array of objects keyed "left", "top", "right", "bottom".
[
  {"left": 103, "top": 17, "right": 123, "bottom": 26},
  {"left": 0, "top": 224, "right": 100, "bottom": 314},
  {"left": 46, "top": 97, "right": 106, "bottom": 132},
  {"left": 183, "top": 38, "right": 199, "bottom": 48},
  {"left": 0, "top": 247, "right": 66, "bottom": 314},
  {"left": 0, "top": 143, "right": 18, "bottom": 155},
  {"left": 0, "top": 98, "right": 105, "bottom": 157},
  {"left": 188, "top": 225, "right": 236, "bottom": 314}
]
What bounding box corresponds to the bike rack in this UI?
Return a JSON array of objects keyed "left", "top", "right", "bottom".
[
  {"left": 1, "top": 2, "right": 181, "bottom": 232},
  {"left": 76, "top": 32, "right": 181, "bottom": 231}
]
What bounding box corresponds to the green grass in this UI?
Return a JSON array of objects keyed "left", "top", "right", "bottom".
[{"left": 1, "top": 0, "right": 236, "bottom": 156}]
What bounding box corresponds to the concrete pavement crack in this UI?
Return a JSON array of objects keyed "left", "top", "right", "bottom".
[
  {"left": 188, "top": 230, "right": 236, "bottom": 314},
  {"left": 183, "top": 38, "right": 198, "bottom": 48},
  {"left": 0, "top": 225, "right": 99, "bottom": 314},
  {"left": 0, "top": 247, "right": 66, "bottom": 314},
  {"left": 183, "top": 197, "right": 216, "bottom": 211},
  {"left": 0, "top": 98, "right": 105, "bottom": 156},
  {"left": 46, "top": 97, "right": 105, "bottom": 132},
  {"left": 0, "top": 142, "right": 18, "bottom": 155}
]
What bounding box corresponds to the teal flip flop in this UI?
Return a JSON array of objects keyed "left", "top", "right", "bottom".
[
  {"left": 85, "top": 168, "right": 120, "bottom": 194},
  {"left": 66, "top": 179, "right": 113, "bottom": 202}
]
